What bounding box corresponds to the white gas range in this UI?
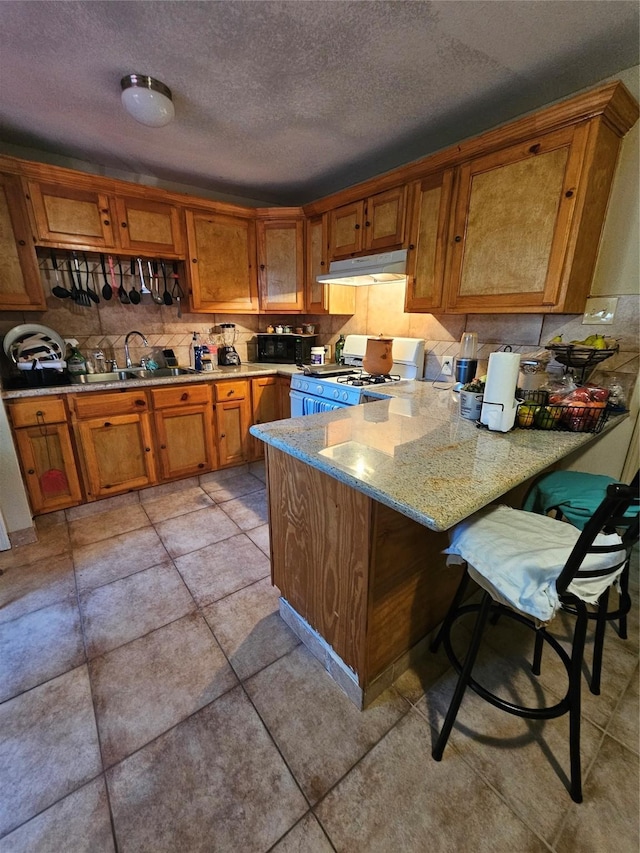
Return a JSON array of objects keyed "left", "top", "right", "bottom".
[{"left": 290, "top": 335, "right": 425, "bottom": 416}]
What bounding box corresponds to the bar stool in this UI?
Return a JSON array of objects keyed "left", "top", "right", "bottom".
[
  {"left": 431, "top": 484, "right": 639, "bottom": 803},
  {"left": 522, "top": 469, "right": 639, "bottom": 693}
]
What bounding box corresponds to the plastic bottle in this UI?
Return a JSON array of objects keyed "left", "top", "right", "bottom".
[
  {"left": 66, "top": 343, "right": 87, "bottom": 376},
  {"left": 334, "top": 334, "right": 345, "bottom": 364},
  {"left": 190, "top": 332, "right": 203, "bottom": 371}
]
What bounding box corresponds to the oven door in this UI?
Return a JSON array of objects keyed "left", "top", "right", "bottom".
[{"left": 290, "top": 389, "right": 352, "bottom": 417}]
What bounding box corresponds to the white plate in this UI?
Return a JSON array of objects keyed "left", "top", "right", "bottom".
[{"left": 3, "top": 324, "right": 66, "bottom": 363}]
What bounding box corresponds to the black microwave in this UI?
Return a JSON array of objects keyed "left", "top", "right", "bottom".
[{"left": 256, "top": 333, "right": 317, "bottom": 364}]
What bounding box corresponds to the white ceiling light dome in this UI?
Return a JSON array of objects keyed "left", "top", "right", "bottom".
[{"left": 120, "top": 74, "right": 174, "bottom": 127}]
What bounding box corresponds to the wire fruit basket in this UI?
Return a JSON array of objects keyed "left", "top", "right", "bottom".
[
  {"left": 516, "top": 389, "right": 610, "bottom": 434},
  {"left": 545, "top": 343, "right": 618, "bottom": 384}
]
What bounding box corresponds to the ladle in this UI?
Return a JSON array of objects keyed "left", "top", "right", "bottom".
[
  {"left": 100, "top": 254, "right": 112, "bottom": 300},
  {"left": 161, "top": 261, "right": 172, "bottom": 305},
  {"left": 50, "top": 250, "right": 72, "bottom": 299},
  {"left": 116, "top": 257, "right": 130, "bottom": 304}
]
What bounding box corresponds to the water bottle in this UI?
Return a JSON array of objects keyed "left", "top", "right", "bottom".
[{"left": 334, "top": 334, "right": 345, "bottom": 365}]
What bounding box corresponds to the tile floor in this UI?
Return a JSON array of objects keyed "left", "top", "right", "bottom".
[{"left": 0, "top": 463, "right": 638, "bottom": 852}]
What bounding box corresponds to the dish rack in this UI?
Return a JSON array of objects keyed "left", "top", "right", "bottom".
[
  {"left": 545, "top": 343, "right": 618, "bottom": 384},
  {"left": 516, "top": 389, "right": 611, "bottom": 434}
]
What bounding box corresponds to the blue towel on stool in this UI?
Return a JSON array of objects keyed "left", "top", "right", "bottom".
[{"left": 523, "top": 470, "right": 639, "bottom": 530}]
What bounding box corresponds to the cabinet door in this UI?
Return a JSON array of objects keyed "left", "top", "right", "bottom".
[
  {"left": 329, "top": 201, "right": 364, "bottom": 258},
  {"left": 250, "top": 377, "right": 279, "bottom": 461},
  {"left": 77, "top": 413, "right": 156, "bottom": 498},
  {"left": 26, "top": 180, "right": 115, "bottom": 249},
  {"left": 277, "top": 376, "right": 291, "bottom": 420},
  {"left": 154, "top": 404, "right": 214, "bottom": 480},
  {"left": 185, "top": 210, "right": 258, "bottom": 312},
  {"left": 0, "top": 173, "right": 46, "bottom": 310},
  {"left": 215, "top": 398, "right": 250, "bottom": 467},
  {"left": 443, "top": 125, "right": 589, "bottom": 313},
  {"left": 115, "top": 196, "right": 183, "bottom": 256},
  {"left": 364, "top": 186, "right": 407, "bottom": 252},
  {"left": 404, "top": 172, "right": 454, "bottom": 312},
  {"left": 13, "top": 423, "right": 83, "bottom": 514},
  {"left": 257, "top": 219, "right": 304, "bottom": 312},
  {"left": 305, "top": 216, "right": 355, "bottom": 315}
]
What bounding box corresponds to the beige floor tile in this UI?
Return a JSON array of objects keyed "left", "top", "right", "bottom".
[
  {"left": 65, "top": 491, "right": 140, "bottom": 522},
  {"left": 107, "top": 686, "right": 307, "bottom": 853},
  {"left": 0, "top": 522, "right": 70, "bottom": 571},
  {"left": 218, "top": 489, "right": 268, "bottom": 530},
  {"left": 154, "top": 505, "right": 239, "bottom": 557},
  {"left": 246, "top": 522, "right": 270, "bottom": 555},
  {"left": 80, "top": 561, "right": 196, "bottom": 658},
  {"left": 175, "top": 533, "right": 270, "bottom": 606},
  {"left": 199, "top": 464, "right": 249, "bottom": 489},
  {"left": 417, "top": 649, "right": 605, "bottom": 844},
  {"left": 245, "top": 645, "right": 407, "bottom": 804},
  {"left": 0, "top": 597, "right": 85, "bottom": 702},
  {"left": 69, "top": 504, "right": 151, "bottom": 548},
  {"left": 34, "top": 509, "right": 66, "bottom": 530},
  {"left": 0, "top": 777, "right": 115, "bottom": 853},
  {"left": 271, "top": 813, "right": 334, "bottom": 852},
  {"left": 201, "top": 470, "right": 265, "bottom": 502},
  {"left": 606, "top": 665, "right": 639, "bottom": 754},
  {"left": 141, "top": 485, "right": 214, "bottom": 523},
  {"left": 554, "top": 736, "right": 639, "bottom": 853},
  {"left": 0, "top": 666, "right": 101, "bottom": 838},
  {"left": 315, "top": 708, "right": 548, "bottom": 853},
  {"left": 0, "top": 552, "right": 75, "bottom": 624},
  {"left": 139, "top": 476, "right": 199, "bottom": 502},
  {"left": 74, "top": 527, "right": 168, "bottom": 592},
  {"left": 392, "top": 642, "right": 454, "bottom": 705},
  {"left": 90, "top": 613, "right": 238, "bottom": 766},
  {"left": 249, "top": 460, "right": 266, "bottom": 483},
  {"left": 202, "top": 577, "right": 299, "bottom": 680}
]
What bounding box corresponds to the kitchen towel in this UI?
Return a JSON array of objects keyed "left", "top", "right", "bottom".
[{"left": 480, "top": 351, "right": 521, "bottom": 431}]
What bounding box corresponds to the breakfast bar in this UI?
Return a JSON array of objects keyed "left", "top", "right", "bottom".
[{"left": 250, "top": 381, "right": 624, "bottom": 707}]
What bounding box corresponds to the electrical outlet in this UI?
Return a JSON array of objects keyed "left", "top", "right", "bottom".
[{"left": 441, "top": 358, "right": 453, "bottom": 376}]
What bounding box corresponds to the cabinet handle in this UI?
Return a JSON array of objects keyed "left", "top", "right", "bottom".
[
  {"left": 181, "top": 392, "right": 188, "bottom": 401},
  {"left": 529, "top": 143, "right": 541, "bottom": 154},
  {"left": 18, "top": 239, "right": 26, "bottom": 246},
  {"left": 145, "top": 447, "right": 151, "bottom": 452},
  {"left": 121, "top": 221, "right": 128, "bottom": 228},
  {"left": 161, "top": 444, "right": 166, "bottom": 449},
  {"left": 365, "top": 220, "right": 371, "bottom": 227},
  {"left": 104, "top": 220, "right": 110, "bottom": 226},
  {"left": 260, "top": 264, "right": 265, "bottom": 271},
  {"left": 104, "top": 421, "right": 111, "bottom": 427},
  {"left": 135, "top": 399, "right": 145, "bottom": 407},
  {"left": 198, "top": 463, "right": 204, "bottom": 469},
  {"left": 192, "top": 258, "right": 198, "bottom": 263},
  {"left": 454, "top": 236, "right": 462, "bottom": 243},
  {"left": 408, "top": 243, "right": 415, "bottom": 250},
  {"left": 226, "top": 390, "right": 234, "bottom": 397},
  {"left": 354, "top": 224, "right": 360, "bottom": 230},
  {"left": 220, "top": 433, "right": 226, "bottom": 438},
  {"left": 27, "top": 468, "right": 35, "bottom": 475},
  {"left": 320, "top": 260, "right": 325, "bottom": 266},
  {"left": 565, "top": 190, "right": 574, "bottom": 198}
]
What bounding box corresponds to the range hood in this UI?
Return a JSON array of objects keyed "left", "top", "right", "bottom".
[{"left": 317, "top": 249, "right": 408, "bottom": 286}]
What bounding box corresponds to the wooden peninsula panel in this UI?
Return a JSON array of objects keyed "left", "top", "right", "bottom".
[{"left": 266, "top": 446, "right": 465, "bottom": 697}]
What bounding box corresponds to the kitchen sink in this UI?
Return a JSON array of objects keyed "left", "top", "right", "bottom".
[{"left": 70, "top": 366, "right": 196, "bottom": 384}]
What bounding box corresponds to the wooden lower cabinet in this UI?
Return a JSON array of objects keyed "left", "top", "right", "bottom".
[
  {"left": 152, "top": 383, "right": 215, "bottom": 479},
  {"left": 214, "top": 379, "right": 251, "bottom": 467},
  {"left": 13, "top": 423, "right": 82, "bottom": 513}
]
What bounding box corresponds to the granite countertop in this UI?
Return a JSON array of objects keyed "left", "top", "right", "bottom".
[
  {"left": 1, "top": 363, "right": 301, "bottom": 399},
  {"left": 250, "top": 379, "right": 625, "bottom": 532}
]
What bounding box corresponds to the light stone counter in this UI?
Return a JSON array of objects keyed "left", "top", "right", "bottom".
[{"left": 251, "top": 379, "right": 624, "bottom": 532}]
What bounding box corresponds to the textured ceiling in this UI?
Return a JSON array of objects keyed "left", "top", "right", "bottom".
[{"left": 0, "top": 1, "right": 638, "bottom": 205}]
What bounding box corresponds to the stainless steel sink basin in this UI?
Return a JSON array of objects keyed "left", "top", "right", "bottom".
[{"left": 70, "top": 366, "right": 196, "bottom": 384}]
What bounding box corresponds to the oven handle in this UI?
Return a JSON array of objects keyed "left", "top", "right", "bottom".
[{"left": 290, "top": 389, "right": 351, "bottom": 417}]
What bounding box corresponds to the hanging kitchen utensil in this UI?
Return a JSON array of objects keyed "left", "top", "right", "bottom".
[
  {"left": 148, "top": 260, "right": 163, "bottom": 303},
  {"left": 171, "top": 262, "right": 183, "bottom": 318},
  {"left": 160, "top": 261, "right": 172, "bottom": 305},
  {"left": 129, "top": 258, "right": 141, "bottom": 304},
  {"left": 116, "top": 257, "right": 129, "bottom": 304},
  {"left": 100, "top": 254, "right": 112, "bottom": 300},
  {"left": 83, "top": 252, "right": 100, "bottom": 304},
  {"left": 37, "top": 411, "right": 69, "bottom": 497},
  {"left": 50, "top": 250, "right": 72, "bottom": 299},
  {"left": 68, "top": 254, "right": 84, "bottom": 305}
]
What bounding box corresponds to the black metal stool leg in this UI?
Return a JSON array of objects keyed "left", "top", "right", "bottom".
[
  {"left": 431, "top": 570, "right": 470, "bottom": 653},
  {"left": 590, "top": 587, "right": 610, "bottom": 696},
  {"left": 568, "top": 605, "right": 588, "bottom": 803},
  {"left": 432, "top": 592, "right": 492, "bottom": 761},
  {"left": 617, "top": 561, "right": 630, "bottom": 640},
  {"left": 532, "top": 628, "right": 545, "bottom": 676}
]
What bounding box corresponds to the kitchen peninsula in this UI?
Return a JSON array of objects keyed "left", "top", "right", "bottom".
[{"left": 251, "top": 382, "right": 624, "bottom": 707}]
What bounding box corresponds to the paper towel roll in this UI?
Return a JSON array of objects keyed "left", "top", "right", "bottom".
[{"left": 480, "top": 351, "right": 521, "bottom": 428}]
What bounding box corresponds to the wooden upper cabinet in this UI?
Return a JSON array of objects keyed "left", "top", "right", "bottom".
[
  {"left": 0, "top": 173, "right": 46, "bottom": 310},
  {"left": 305, "top": 215, "right": 355, "bottom": 315},
  {"left": 115, "top": 196, "right": 183, "bottom": 256},
  {"left": 185, "top": 209, "right": 258, "bottom": 313},
  {"left": 257, "top": 218, "right": 304, "bottom": 313},
  {"left": 404, "top": 171, "right": 454, "bottom": 313},
  {"left": 328, "top": 187, "right": 407, "bottom": 259},
  {"left": 26, "top": 180, "right": 116, "bottom": 249}
]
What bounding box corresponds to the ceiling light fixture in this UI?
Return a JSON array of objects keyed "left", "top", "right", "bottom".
[{"left": 120, "top": 74, "right": 174, "bottom": 127}]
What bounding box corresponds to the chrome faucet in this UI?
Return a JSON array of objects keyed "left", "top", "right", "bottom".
[{"left": 124, "top": 330, "right": 149, "bottom": 368}]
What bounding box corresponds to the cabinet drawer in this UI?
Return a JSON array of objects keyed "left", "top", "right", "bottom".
[
  {"left": 214, "top": 380, "right": 249, "bottom": 402},
  {"left": 151, "top": 383, "right": 212, "bottom": 409},
  {"left": 70, "top": 390, "right": 149, "bottom": 419},
  {"left": 8, "top": 397, "right": 67, "bottom": 427}
]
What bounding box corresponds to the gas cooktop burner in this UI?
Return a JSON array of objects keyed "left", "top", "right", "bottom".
[{"left": 337, "top": 372, "right": 401, "bottom": 387}]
